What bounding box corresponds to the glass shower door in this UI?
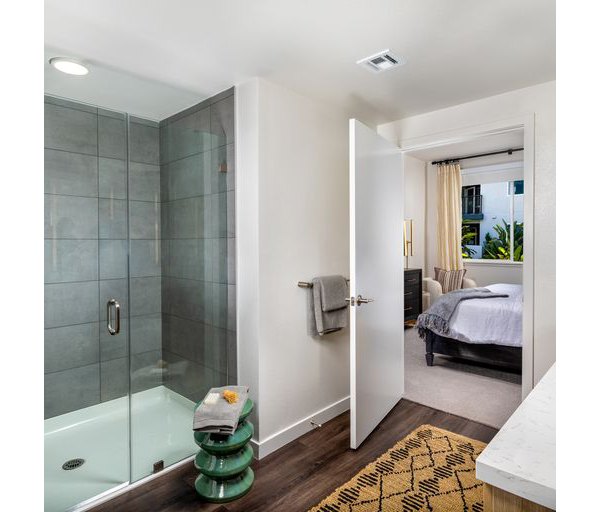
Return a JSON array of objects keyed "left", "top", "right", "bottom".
[
  {"left": 44, "top": 96, "right": 131, "bottom": 511},
  {"left": 126, "top": 110, "right": 207, "bottom": 483},
  {"left": 125, "top": 115, "right": 178, "bottom": 482},
  {"left": 127, "top": 92, "right": 236, "bottom": 483}
]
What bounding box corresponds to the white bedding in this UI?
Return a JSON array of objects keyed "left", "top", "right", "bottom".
[{"left": 446, "top": 283, "right": 523, "bottom": 347}]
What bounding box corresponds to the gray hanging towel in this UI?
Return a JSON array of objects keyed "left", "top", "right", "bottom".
[
  {"left": 193, "top": 385, "right": 249, "bottom": 434},
  {"left": 317, "top": 275, "right": 349, "bottom": 311},
  {"left": 308, "top": 275, "right": 348, "bottom": 336},
  {"left": 307, "top": 284, "right": 319, "bottom": 336}
]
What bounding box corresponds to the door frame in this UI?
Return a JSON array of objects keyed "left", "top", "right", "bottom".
[{"left": 396, "top": 114, "right": 535, "bottom": 399}]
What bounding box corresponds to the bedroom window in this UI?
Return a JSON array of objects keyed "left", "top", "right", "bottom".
[{"left": 462, "top": 180, "right": 524, "bottom": 262}]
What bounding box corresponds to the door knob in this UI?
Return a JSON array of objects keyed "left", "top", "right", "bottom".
[
  {"left": 356, "top": 295, "right": 374, "bottom": 306},
  {"left": 345, "top": 295, "right": 374, "bottom": 307}
]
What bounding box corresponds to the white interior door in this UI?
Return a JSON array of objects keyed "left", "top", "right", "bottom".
[{"left": 349, "top": 119, "right": 404, "bottom": 449}]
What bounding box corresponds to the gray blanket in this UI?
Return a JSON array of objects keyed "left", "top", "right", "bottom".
[
  {"left": 416, "top": 287, "right": 508, "bottom": 339},
  {"left": 193, "top": 385, "right": 249, "bottom": 434}
]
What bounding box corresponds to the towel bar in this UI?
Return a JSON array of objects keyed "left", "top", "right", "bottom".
[{"left": 297, "top": 278, "right": 349, "bottom": 289}]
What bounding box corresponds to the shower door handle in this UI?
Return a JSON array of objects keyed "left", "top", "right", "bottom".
[{"left": 107, "top": 299, "right": 121, "bottom": 336}]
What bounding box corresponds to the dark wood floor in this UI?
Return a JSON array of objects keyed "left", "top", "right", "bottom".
[{"left": 93, "top": 399, "right": 497, "bottom": 512}]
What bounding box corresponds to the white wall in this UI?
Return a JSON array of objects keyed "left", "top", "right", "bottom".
[
  {"left": 237, "top": 78, "right": 350, "bottom": 458},
  {"left": 379, "top": 81, "right": 556, "bottom": 385},
  {"left": 403, "top": 154, "right": 427, "bottom": 270},
  {"left": 235, "top": 79, "right": 261, "bottom": 437}
]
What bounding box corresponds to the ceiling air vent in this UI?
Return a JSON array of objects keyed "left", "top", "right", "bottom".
[{"left": 357, "top": 50, "right": 405, "bottom": 73}]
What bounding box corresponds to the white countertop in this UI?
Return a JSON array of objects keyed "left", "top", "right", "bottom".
[{"left": 476, "top": 364, "right": 556, "bottom": 509}]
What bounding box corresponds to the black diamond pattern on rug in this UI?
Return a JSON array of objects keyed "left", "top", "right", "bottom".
[{"left": 309, "top": 425, "right": 488, "bottom": 512}]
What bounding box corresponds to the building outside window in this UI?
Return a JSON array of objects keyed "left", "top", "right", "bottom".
[{"left": 462, "top": 185, "right": 483, "bottom": 219}]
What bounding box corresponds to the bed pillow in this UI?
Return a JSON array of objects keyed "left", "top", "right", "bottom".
[{"left": 434, "top": 267, "right": 467, "bottom": 294}]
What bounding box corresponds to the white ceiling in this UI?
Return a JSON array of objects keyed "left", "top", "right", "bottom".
[
  {"left": 44, "top": 0, "right": 555, "bottom": 123},
  {"left": 44, "top": 48, "right": 202, "bottom": 120}
]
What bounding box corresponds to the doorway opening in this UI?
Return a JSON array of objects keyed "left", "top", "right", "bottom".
[{"left": 400, "top": 127, "right": 529, "bottom": 428}]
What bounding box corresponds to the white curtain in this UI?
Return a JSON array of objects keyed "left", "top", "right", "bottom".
[{"left": 436, "top": 163, "right": 463, "bottom": 270}]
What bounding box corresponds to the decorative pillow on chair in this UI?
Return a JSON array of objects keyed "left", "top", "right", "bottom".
[{"left": 434, "top": 267, "right": 467, "bottom": 294}]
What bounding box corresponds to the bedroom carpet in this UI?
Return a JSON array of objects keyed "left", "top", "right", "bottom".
[{"left": 404, "top": 328, "right": 521, "bottom": 429}]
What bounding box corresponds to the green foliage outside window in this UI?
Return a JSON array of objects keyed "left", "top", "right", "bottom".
[{"left": 482, "top": 220, "right": 524, "bottom": 261}]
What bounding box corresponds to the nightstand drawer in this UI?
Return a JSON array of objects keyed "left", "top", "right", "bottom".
[
  {"left": 404, "top": 275, "right": 420, "bottom": 287},
  {"left": 404, "top": 302, "right": 420, "bottom": 320},
  {"left": 404, "top": 287, "right": 420, "bottom": 300},
  {"left": 404, "top": 268, "right": 422, "bottom": 322},
  {"left": 404, "top": 296, "right": 420, "bottom": 312}
]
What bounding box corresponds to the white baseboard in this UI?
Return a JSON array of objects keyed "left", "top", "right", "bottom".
[{"left": 250, "top": 396, "right": 350, "bottom": 459}]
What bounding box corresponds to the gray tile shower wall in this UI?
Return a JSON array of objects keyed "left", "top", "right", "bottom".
[
  {"left": 44, "top": 96, "right": 163, "bottom": 419},
  {"left": 160, "top": 88, "right": 236, "bottom": 403},
  {"left": 44, "top": 90, "right": 236, "bottom": 417},
  {"left": 127, "top": 116, "right": 164, "bottom": 400}
]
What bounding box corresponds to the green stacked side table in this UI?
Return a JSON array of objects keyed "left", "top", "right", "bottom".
[{"left": 194, "top": 398, "right": 254, "bottom": 503}]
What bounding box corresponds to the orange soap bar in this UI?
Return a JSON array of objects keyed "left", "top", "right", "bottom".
[{"left": 223, "top": 390, "right": 238, "bottom": 404}]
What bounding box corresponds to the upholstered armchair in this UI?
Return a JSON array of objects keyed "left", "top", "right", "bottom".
[{"left": 422, "top": 276, "right": 477, "bottom": 308}]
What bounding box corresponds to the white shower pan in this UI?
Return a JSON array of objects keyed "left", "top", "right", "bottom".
[{"left": 44, "top": 386, "right": 197, "bottom": 511}]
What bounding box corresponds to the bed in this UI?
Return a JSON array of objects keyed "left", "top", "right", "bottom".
[{"left": 423, "top": 283, "right": 523, "bottom": 372}]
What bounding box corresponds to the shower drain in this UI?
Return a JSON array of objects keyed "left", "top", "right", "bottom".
[{"left": 62, "top": 458, "right": 85, "bottom": 470}]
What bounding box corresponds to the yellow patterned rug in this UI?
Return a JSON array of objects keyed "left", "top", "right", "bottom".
[{"left": 309, "top": 425, "right": 486, "bottom": 512}]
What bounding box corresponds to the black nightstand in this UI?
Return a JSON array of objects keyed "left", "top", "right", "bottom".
[{"left": 404, "top": 268, "right": 422, "bottom": 323}]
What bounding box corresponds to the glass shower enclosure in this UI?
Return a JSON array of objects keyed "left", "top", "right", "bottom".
[{"left": 44, "top": 90, "right": 236, "bottom": 511}]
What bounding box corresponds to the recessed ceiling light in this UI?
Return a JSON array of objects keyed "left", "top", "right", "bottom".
[
  {"left": 357, "top": 50, "right": 406, "bottom": 73},
  {"left": 49, "top": 57, "right": 89, "bottom": 76}
]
